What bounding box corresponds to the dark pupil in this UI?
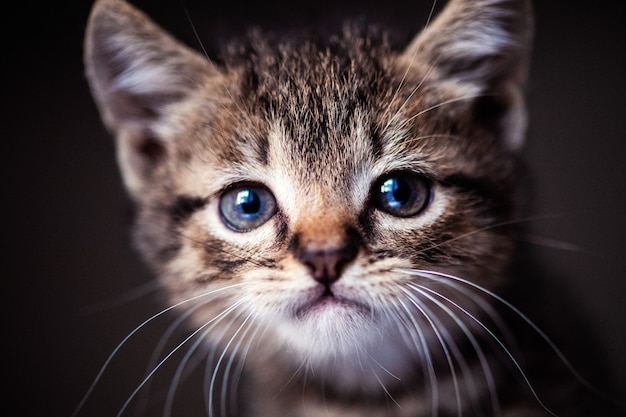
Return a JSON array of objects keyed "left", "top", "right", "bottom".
[
  {"left": 382, "top": 178, "right": 410, "bottom": 206},
  {"left": 236, "top": 189, "right": 261, "bottom": 214}
]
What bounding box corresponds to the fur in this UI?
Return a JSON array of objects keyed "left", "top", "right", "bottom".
[{"left": 82, "top": 0, "right": 621, "bottom": 415}]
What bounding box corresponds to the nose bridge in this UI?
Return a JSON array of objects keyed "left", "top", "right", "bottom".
[{"left": 295, "top": 208, "right": 348, "bottom": 250}]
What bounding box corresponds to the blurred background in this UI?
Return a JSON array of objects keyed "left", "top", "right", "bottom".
[{"left": 6, "top": 0, "right": 625, "bottom": 415}]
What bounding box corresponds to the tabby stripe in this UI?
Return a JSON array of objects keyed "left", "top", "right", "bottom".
[{"left": 169, "top": 195, "right": 207, "bottom": 223}]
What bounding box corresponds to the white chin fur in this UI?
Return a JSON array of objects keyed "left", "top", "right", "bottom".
[{"left": 272, "top": 307, "right": 416, "bottom": 392}]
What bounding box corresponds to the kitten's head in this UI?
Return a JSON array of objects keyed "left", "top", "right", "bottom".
[{"left": 85, "top": 0, "right": 532, "bottom": 388}]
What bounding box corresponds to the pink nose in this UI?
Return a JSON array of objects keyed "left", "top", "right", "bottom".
[{"left": 297, "top": 247, "right": 357, "bottom": 287}]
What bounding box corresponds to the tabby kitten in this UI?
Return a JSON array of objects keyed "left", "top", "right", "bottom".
[{"left": 83, "top": 0, "right": 619, "bottom": 416}]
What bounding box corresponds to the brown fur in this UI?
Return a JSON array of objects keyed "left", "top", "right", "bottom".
[{"left": 83, "top": 0, "right": 620, "bottom": 415}]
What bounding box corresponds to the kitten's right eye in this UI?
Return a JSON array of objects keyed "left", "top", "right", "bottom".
[{"left": 219, "top": 184, "right": 277, "bottom": 232}]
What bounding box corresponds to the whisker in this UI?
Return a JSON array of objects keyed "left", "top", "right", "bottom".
[
  {"left": 399, "top": 287, "right": 462, "bottom": 416},
  {"left": 220, "top": 316, "right": 258, "bottom": 417},
  {"left": 207, "top": 311, "right": 255, "bottom": 417},
  {"left": 178, "top": 0, "right": 246, "bottom": 121},
  {"left": 372, "top": 365, "right": 402, "bottom": 410},
  {"left": 179, "top": 0, "right": 210, "bottom": 63},
  {"left": 409, "top": 268, "right": 609, "bottom": 398},
  {"left": 414, "top": 214, "right": 569, "bottom": 257},
  {"left": 163, "top": 336, "right": 204, "bottom": 416},
  {"left": 71, "top": 283, "right": 245, "bottom": 417},
  {"left": 403, "top": 270, "right": 558, "bottom": 416},
  {"left": 405, "top": 283, "right": 501, "bottom": 416},
  {"left": 425, "top": 0, "right": 439, "bottom": 28},
  {"left": 163, "top": 330, "right": 209, "bottom": 417},
  {"left": 438, "top": 278, "right": 519, "bottom": 353},
  {"left": 163, "top": 305, "right": 240, "bottom": 417},
  {"left": 135, "top": 304, "right": 203, "bottom": 415},
  {"left": 203, "top": 313, "right": 245, "bottom": 415},
  {"left": 201, "top": 311, "right": 245, "bottom": 417},
  {"left": 227, "top": 318, "right": 266, "bottom": 416},
  {"left": 399, "top": 94, "right": 487, "bottom": 128},
  {"left": 116, "top": 299, "right": 246, "bottom": 417},
  {"left": 382, "top": 63, "right": 438, "bottom": 132},
  {"left": 519, "top": 234, "right": 589, "bottom": 253},
  {"left": 367, "top": 354, "right": 402, "bottom": 382},
  {"left": 401, "top": 133, "right": 463, "bottom": 145},
  {"left": 354, "top": 338, "right": 400, "bottom": 408},
  {"left": 392, "top": 299, "right": 439, "bottom": 417},
  {"left": 273, "top": 356, "right": 309, "bottom": 400},
  {"left": 80, "top": 280, "right": 161, "bottom": 315},
  {"left": 379, "top": 1, "right": 441, "bottom": 135}
]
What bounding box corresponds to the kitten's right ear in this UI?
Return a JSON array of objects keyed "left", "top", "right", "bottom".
[{"left": 84, "top": 0, "right": 216, "bottom": 196}]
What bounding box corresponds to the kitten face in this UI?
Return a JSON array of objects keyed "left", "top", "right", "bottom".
[{"left": 85, "top": 0, "right": 531, "bottom": 402}]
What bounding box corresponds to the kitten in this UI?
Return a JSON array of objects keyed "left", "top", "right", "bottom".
[{"left": 82, "top": 0, "right": 621, "bottom": 415}]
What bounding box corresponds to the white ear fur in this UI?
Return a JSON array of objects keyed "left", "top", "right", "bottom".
[
  {"left": 84, "top": 0, "right": 216, "bottom": 197},
  {"left": 402, "top": 0, "right": 533, "bottom": 150},
  {"left": 84, "top": 0, "right": 213, "bottom": 131}
]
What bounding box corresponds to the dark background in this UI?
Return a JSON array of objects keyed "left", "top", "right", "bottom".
[{"left": 6, "top": 0, "right": 625, "bottom": 415}]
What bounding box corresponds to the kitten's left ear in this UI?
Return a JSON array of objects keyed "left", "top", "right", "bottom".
[{"left": 402, "top": 0, "right": 533, "bottom": 150}]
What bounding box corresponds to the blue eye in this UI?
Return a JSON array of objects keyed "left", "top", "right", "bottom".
[
  {"left": 219, "top": 184, "right": 277, "bottom": 232},
  {"left": 373, "top": 172, "right": 431, "bottom": 217}
]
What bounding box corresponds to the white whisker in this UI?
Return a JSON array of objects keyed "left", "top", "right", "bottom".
[
  {"left": 368, "top": 353, "right": 402, "bottom": 382},
  {"left": 135, "top": 304, "right": 202, "bottom": 415},
  {"left": 179, "top": 0, "right": 247, "bottom": 123},
  {"left": 393, "top": 298, "right": 439, "bottom": 417},
  {"left": 521, "top": 234, "right": 589, "bottom": 253},
  {"left": 81, "top": 281, "right": 161, "bottom": 314},
  {"left": 409, "top": 268, "right": 601, "bottom": 393},
  {"left": 402, "top": 133, "right": 463, "bottom": 145},
  {"left": 438, "top": 278, "right": 519, "bottom": 353},
  {"left": 202, "top": 313, "right": 245, "bottom": 415},
  {"left": 208, "top": 311, "right": 255, "bottom": 417},
  {"left": 163, "top": 330, "right": 208, "bottom": 417},
  {"left": 273, "top": 358, "right": 308, "bottom": 400},
  {"left": 414, "top": 214, "right": 570, "bottom": 258},
  {"left": 116, "top": 299, "right": 246, "bottom": 417},
  {"left": 402, "top": 270, "right": 558, "bottom": 416},
  {"left": 180, "top": 0, "right": 210, "bottom": 63},
  {"left": 383, "top": 63, "right": 438, "bottom": 133},
  {"left": 227, "top": 318, "right": 266, "bottom": 416},
  {"left": 405, "top": 283, "right": 501, "bottom": 416},
  {"left": 358, "top": 343, "right": 401, "bottom": 408},
  {"left": 220, "top": 316, "right": 258, "bottom": 417},
  {"left": 379, "top": 1, "right": 441, "bottom": 136},
  {"left": 399, "top": 94, "right": 486, "bottom": 128},
  {"left": 425, "top": 0, "right": 439, "bottom": 29},
  {"left": 163, "top": 305, "right": 240, "bottom": 417},
  {"left": 373, "top": 365, "right": 403, "bottom": 409},
  {"left": 400, "top": 287, "right": 462, "bottom": 416},
  {"left": 71, "top": 283, "right": 245, "bottom": 417}
]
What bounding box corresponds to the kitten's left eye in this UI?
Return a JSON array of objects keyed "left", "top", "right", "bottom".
[
  {"left": 219, "top": 184, "right": 277, "bottom": 232},
  {"left": 372, "top": 172, "right": 431, "bottom": 217}
]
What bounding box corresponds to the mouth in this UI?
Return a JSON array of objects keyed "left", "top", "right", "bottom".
[{"left": 294, "top": 289, "right": 369, "bottom": 320}]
